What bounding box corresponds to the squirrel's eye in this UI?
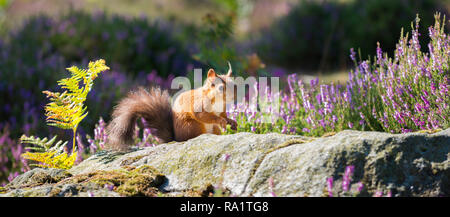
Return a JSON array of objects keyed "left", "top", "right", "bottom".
[{"left": 218, "top": 85, "right": 224, "bottom": 91}]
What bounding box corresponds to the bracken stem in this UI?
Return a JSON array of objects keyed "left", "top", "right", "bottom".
[{"left": 72, "top": 126, "right": 77, "bottom": 154}]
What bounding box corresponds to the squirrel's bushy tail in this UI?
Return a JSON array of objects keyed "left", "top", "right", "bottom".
[{"left": 106, "top": 87, "right": 174, "bottom": 151}]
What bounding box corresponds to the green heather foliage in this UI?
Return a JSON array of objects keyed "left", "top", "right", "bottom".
[{"left": 228, "top": 14, "right": 449, "bottom": 136}]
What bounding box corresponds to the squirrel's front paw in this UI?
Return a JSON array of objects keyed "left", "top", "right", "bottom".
[
  {"left": 219, "top": 118, "right": 228, "bottom": 129},
  {"left": 227, "top": 119, "right": 237, "bottom": 130}
]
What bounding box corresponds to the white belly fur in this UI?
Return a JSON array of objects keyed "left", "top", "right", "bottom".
[{"left": 204, "top": 124, "right": 216, "bottom": 133}]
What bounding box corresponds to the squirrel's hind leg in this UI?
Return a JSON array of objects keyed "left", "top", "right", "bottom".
[{"left": 173, "top": 115, "right": 205, "bottom": 142}]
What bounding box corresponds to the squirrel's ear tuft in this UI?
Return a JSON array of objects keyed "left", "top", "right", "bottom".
[
  {"left": 226, "top": 61, "right": 232, "bottom": 77},
  {"left": 207, "top": 69, "right": 216, "bottom": 78}
]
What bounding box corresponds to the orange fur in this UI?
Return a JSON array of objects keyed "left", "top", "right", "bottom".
[{"left": 106, "top": 68, "right": 237, "bottom": 151}]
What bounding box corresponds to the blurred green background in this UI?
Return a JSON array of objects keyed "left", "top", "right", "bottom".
[{"left": 2, "top": 0, "right": 449, "bottom": 76}]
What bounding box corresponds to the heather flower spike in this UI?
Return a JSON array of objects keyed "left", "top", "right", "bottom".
[
  {"left": 327, "top": 177, "right": 333, "bottom": 197},
  {"left": 357, "top": 182, "right": 364, "bottom": 193},
  {"left": 226, "top": 13, "right": 448, "bottom": 137},
  {"left": 268, "top": 177, "right": 277, "bottom": 197},
  {"left": 342, "top": 165, "right": 355, "bottom": 191}
]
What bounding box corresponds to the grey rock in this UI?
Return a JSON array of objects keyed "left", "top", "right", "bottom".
[
  {"left": 1, "top": 129, "right": 449, "bottom": 197},
  {"left": 247, "top": 129, "right": 449, "bottom": 196}
]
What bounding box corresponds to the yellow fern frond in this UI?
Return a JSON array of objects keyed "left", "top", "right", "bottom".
[
  {"left": 43, "top": 59, "right": 109, "bottom": 133},
  {"left": 20, "top": 134, "right": 76, "bottom": 169},
  {"left": 20, "top": 135, "right": 67, "bottom": 152},
  {"left": 20, "top": 59, "right": 108, "bottom": 171},
  {"left": 21, "top": 151, "right": 77, "bottom": 170}
]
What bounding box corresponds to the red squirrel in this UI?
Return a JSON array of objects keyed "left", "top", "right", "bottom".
[{"left": 106, "top": 65, "right": 238, "bottom": 151}]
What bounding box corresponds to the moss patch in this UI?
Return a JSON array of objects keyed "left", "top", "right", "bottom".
[
  {"left": 322, "top": 132, "right": 337, "bottom": 137},
  {"left": 120, "top": 155, "right": 145, "bottom": 166},
  {"left": 4, "top": 169, "right": 72, "bottom": 192},
  {"left": 159, "top": 184, "right": 232, "bottom": 197},
  {"left": 416, "top": 128, "right": 443, "bottom": 134},
  {"left": 59, "top": 165, "right": 166, "bottom": 196},
  {"left": 29, "top": 172, "right": 54, "bottom": 185}
]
